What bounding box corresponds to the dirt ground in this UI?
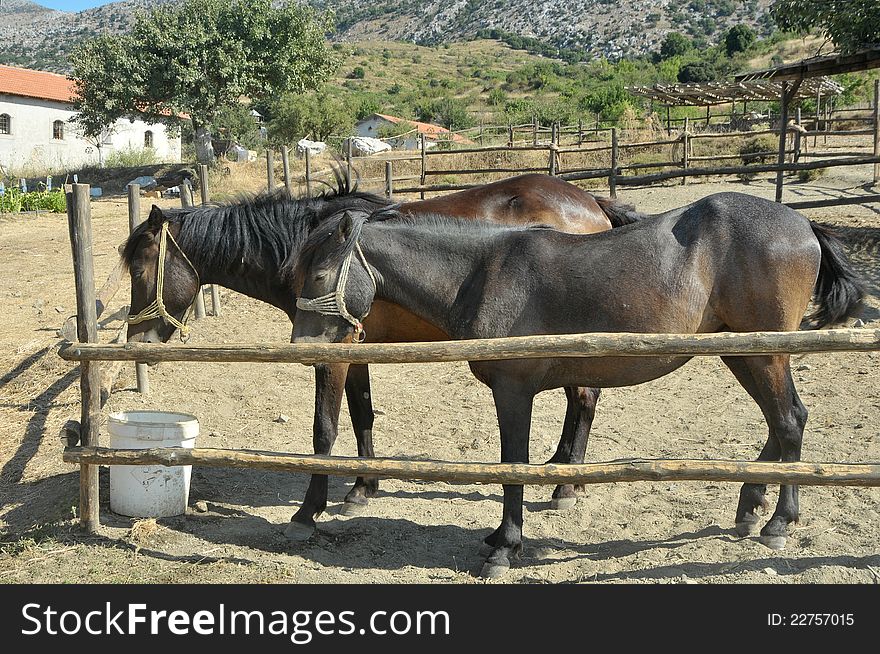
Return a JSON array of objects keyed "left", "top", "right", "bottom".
[{"left": 1, "top": 164, "right": 879, "bottom": 585}]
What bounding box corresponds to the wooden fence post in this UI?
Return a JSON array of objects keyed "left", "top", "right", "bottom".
[
  {"left": 794, "top": 107, "right": 802, "bottom": 163},
  {"left": 532, "top": 116, "right": 538, "bottom": 145},
  {"left": 180, "top": 178, "right": 194, "bottom": 208},
  {"left": 578, "top": 118, "right": 583, "bottom": 146},
  {"left": 345, "top": 139, "right": 353, "bottom": 190},
  {"left": 682, "top": 117, "right": 689, "bottom": 186},
  {"left": 304, "top": 148, "right": 313, "bottom": 198},
  {"left": 193, "top": 165, "right": 209, "bottom": 320},
  {"left": 873, "top": 79, "right": 879, "bottom": 184},
  {"left": 198, "top": 164, "right": 209, "bottom": 205},
  {"left": 127, "top": 183, "right": 149, "bottom": 395},
  {"left": 266, "top": 148, "right": 275, "bottom": 191},
  {"left": 775, "top": 80, "right": 796, "bottom": 203},
  {"left": 507, "top": 122, "right": 514, "bottom": 148},
  {"left": 420, "top": 135, "right": 427, "bottom": 200},
  {"left": 610, "top": 127, "right": 618, "bottom": 199},
  {"left": 385, "top": 160, "right": 393, "bottom": 199},
  {"left": 66, "top": 183, "right": 101, "bottom": 533},
  {"left": 281, "top": 145, "right": 291, "bottom": 194},
  {"left": 548, "top": 144, "right": 557, "bottom": 176}
]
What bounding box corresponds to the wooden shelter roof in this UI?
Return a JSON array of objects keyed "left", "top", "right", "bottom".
[
  {"left": 733, "top": 46, "right": 880, "bottom": 82},
  {"left": 627, "top": 77, "right": 842, "bottom": 107}
]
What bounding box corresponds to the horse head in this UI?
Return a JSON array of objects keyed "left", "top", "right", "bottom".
[
  {"left": 123, "top": 204, "right": 201, "bottom": 344},
  {"left": 292, "top": 211, "right": 376, "bottom": 345}
]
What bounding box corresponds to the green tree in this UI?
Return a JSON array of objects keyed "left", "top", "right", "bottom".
[
  {"left": 659, "top": 32, "right": 691, "bottom": 59},
  {"left": 770, "top": 0, "right": 880, "bottom": 54},
  {"left": 269, "top": 90, "right": 355, "bottom": 143},
  {"left": 70, "top": 0, "right": 339, "bottom": 164},
  {"left": 414, "top": 96, "right": 475, "bottom": 130},
  {"left": 725, "top": 24, "right": 757, "bottom": 55},
  {"left": 677, "top": 61, "right": 720, "bottom": 82}
]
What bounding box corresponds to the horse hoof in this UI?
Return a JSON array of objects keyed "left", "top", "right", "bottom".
[
  {"left": 734, "top": 520, "right": 759, "bottom": 537},
  {"left": 284, "top": 521, "right": 315, "bottom": 542},
  {"left": 759, "top": 534, "right": 787, "bottom": 550},
  {"left": 341, "top": 501, "right": 368, "bottom": 517},
  {"left": 479, "top": 558, "right": 510, "bottom": 579},
  {"left": 550, "top": 496, "right": 578, "bottom": 511}
]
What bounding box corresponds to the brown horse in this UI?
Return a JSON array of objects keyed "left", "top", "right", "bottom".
[
  {"left": 292, "top": 193, "right": 864, "bottom": 577},
  {"left": 121, "top": 174, "right": 639, "bottom": 534}
]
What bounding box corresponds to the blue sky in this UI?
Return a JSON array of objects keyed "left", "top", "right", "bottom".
[{"left": 36, "top": 1, "right": 110, "bottom": 11}]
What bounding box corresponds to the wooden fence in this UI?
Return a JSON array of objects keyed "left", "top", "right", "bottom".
[
  {"left": 272, "top": 81, "right": 880, "bottom": 209},
  {"left": 61, "top": 184, "right": 880, "bottom": 534}
]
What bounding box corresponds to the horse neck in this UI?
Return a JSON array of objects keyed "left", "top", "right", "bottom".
[
  {"left": 172, "top": 220, "right": 297, "bottom": 319},
  {"left": 361, "top": 224, "right": 490, "bottom": 336}
]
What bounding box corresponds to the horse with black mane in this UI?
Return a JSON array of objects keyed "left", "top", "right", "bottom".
[
  {"left": 291, "top": 192, "right": 864, "bottom": 577},
  {"left": 121, "top": 173, "right": 640, "bottom": 536}
]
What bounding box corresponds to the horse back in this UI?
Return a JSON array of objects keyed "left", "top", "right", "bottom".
[{"left": 400, "top": 174, "right": 611, "bottom": 235}]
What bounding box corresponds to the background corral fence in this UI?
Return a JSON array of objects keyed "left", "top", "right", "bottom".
[
  {"left": 61, "top": 182, "right": 880, "bottom": 535},
  {"left": 271, "top": 79, "right": 880, "bottom": 209}
]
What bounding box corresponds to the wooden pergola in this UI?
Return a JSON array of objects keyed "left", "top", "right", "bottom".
[
  {"left": 734, "top": 46, "right": 880, "bottom": 200},
  {"left": 628, "top": 78, "right": 843, "bottom": 138}
]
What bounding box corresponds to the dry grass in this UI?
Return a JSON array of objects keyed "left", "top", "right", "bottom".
[{"left": 126, "top": 518, "right": 170, "bottom": 547}]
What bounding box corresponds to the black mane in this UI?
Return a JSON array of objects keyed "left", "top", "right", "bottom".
[{"left": 121, "top": 171, "right": 390, "bottom": 276}]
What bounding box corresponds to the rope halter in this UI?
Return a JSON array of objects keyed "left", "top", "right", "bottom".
[
  {"left": 296, "top": 238, "right": 376, "bottom": 343},
  {"left": 128, "top": 221, "right": 201, "bottom": 341}
]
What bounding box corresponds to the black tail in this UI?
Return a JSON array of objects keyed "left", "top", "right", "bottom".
[
  {"left": 806, "top": 222, "right": 865, "bottom": 328},
  {"left": 594, "top": 196, "right": 649, "bottom": 228}
]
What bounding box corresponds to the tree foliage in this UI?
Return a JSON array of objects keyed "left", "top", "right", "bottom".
[
  {"left": 724, "top": 24, "right": 757, "bottom": 55},
  {"left": 70, "top": 0, "right": 339, "bottom": 162},
  {"left": 269, "top": 90, "right": 355, "bottom": 143},
  {"left": 770, "top": 0, "right": 880, "bottom": 53},
  {"left": 659, "top": 32, "right": 692, "bottom": 59}
]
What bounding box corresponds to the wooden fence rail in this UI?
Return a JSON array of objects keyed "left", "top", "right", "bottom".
[
  {"left": 360, "top": 112, "right": 878, "bottom": 205},
  {"left": 59, "top": 328, "right": 880, "bottom": 365},
  {"left": 63, "top": 448, "right": 880, "bottom": 488}
]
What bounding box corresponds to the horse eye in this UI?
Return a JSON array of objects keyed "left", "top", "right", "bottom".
[{"left": 314, "top": 272, "right": 328, "bottom": 282}]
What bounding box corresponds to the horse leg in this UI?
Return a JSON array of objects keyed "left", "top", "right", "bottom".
[
  {"left": 341, "top": 364, "right": 378, "bottom": 515},
  {"left": 546, "top": 386, "right": 600, "bottom": 510},
  {"left": 722, "top": 356, "right": 779, "bottom": 536},
  {"left": 480, "top": 385, "right": 534, "bottom": 579},
  {"left": 723, "top": 355, "right": 806, "bottom": 549},
  {"left": 285, "top": 362, "right": 349, "bottom": 541}
]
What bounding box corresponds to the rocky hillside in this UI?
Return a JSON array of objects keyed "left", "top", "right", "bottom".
[{"left": 0, "top": 0, "right": 774, "bottom": 73}]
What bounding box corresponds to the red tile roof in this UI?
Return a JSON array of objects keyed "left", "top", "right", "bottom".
[
  {"left": 374, "top": 113, "right": 474, "bottom": 145},
  {"left": 0, "top": 64, "right": 188, "bottom": 119},
  {"left": 0, "top": 65, "right": 76, "bottom": 103}
]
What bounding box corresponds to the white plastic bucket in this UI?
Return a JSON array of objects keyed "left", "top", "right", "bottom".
[{"left": 108, "top": 411, "right": 199, "bottom": 518}]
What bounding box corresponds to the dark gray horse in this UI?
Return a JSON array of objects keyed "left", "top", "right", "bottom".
[{"left": 292, "top": 192, "right": 864, "bottom": 578}]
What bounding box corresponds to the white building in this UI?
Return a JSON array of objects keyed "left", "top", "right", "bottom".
[
  {"left": 0, "top": 64, "right": 181, "bottom": 173},
  {"left": 354, "top": 113, "right": 473, "bottom": 150}
]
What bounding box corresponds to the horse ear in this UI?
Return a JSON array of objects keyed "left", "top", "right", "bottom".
[
  {"left": 147, "top": 205, "right": 165, "bottom": 229},
  {"left": 335, "top": 211, "right": 354, "bottom": 243}
]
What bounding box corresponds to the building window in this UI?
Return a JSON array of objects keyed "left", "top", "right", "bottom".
[
  {"left": 52, "top": 120, "right": 64, "bottom": 140},
  {"left": 0, "top": 114, "right": 10, "bottom": 135},
  {"left": 144, "top": 130, "right": 154, "bottom": 148}
]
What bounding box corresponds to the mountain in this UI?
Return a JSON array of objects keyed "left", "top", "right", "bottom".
[{"left": 0, "top": 0, "right": 774, "bottom": 73}]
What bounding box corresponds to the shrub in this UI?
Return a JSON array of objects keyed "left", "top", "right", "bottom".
[
  {"left": 798, "top": 167, "right": 826, "bottom": 182},
  {"left": 738, "top": 135, "right": 777, "bottom": 181},
  {"left": 20, "top": 189, "right": 66, "bottom": 212},
  {"left": 105, "top": 146, "right": 158, "bottom": 168},
  {"left": 0, "top": 187, "right": 66, "bottom": 213},
  {"left": 0, "top": 187, "right": 23, "bottom": 213}
]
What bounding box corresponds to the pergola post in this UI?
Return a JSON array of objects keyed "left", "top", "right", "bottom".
[{"left": 775, "top": 79, "right": 802, "bottom": 203}]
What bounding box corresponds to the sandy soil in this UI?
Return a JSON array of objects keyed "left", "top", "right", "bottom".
[{"left": 1, "top": 165, "right": 878, "bottom": 584}]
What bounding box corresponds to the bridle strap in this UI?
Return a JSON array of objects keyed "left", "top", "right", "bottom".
[
  {"left": 296, "top": 239, "right": 376, "bottom": 341},
  {"left": 128, "top": 221, "right": 201, "bottom": 340}
]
